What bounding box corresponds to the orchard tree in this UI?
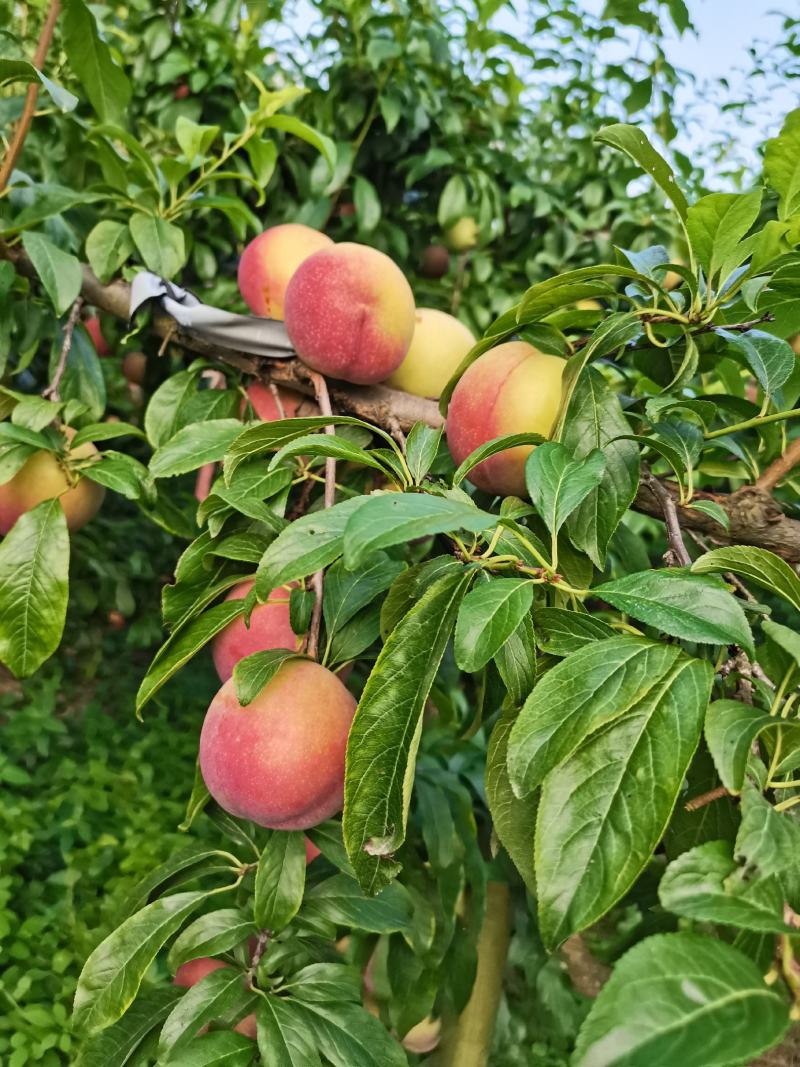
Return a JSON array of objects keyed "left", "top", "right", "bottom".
[{"left": 2, "top": 2, "right": 800, "bottom": 1067}]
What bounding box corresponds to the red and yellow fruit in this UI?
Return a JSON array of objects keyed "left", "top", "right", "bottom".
[
  {"left": 122, "top": 351, "right": 147, "bottom": 385},
  {"left": 237, "top": 224, "right": 333, "bottom": 320},
  {"left": 173, "top": 958, "right": 256, "bottom": 1038},
  {"left": 387, "top": 308, "right": 475, "bottom": 399},
  {"left": 211, "top": 579, "right": 299, "bottom": 682},
  {"left": 199, "top": 659, "right": 356, "bottom": 829},
  {"left": 0, "top": 430, "right": 105, "bottom": 534},
  {"left": 283, "top": 243, "right": 416, "bottom": 385},
  {"left": 244, "top": 382, "right": 315, "bottom": 421},
  {"left": 84, "top": 316, "right": 110, "bottom": 357},
  {"left": 446, "top": 341, "right": 565, "bottom": 498}
]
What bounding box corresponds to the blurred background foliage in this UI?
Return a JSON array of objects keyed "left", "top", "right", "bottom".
[{"left": 1, "top": 0, "right": 797, "bottom": 1062}]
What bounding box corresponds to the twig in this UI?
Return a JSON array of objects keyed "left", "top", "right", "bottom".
[
  {"left": 451, "top": 251, "right": 470, "bottom": 315},
  {"left": 0, "top": 0, "right": 62, "bottom": 193},
  {"left": 641, "top": 469, "right": 691, "bottom": 566},
  {"left": 735, "top": 648, "right": 754, "bottom": 705},
  {"left": 269, "top": 383, "right": 287, "bottom": 420},
  {"left": 304, "top": 371, "right": 336, "bottom": 662},
  {"left": 757, "top": 438, "right": 800, "bottom": 493},
  {"left": 43, "top": 297, "right": 83, "bottom": 401},
  {"left": 685, "top": 785, "right": 731, "bottom": 812},
  {"left": 246, "top": 929, "right": 270, "bottom": 988}
]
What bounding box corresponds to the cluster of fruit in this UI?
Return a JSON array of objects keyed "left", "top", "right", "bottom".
[{"left": 238, "top": 222, "right": 567, "bottom": 498}]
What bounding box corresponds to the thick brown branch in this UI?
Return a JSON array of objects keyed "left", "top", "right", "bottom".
[
  {"left": 0, "top": 0, "right": 62, "bottom": 192},
  {"left": 757, "top": 438, "right": 800, "bottom": 493}
]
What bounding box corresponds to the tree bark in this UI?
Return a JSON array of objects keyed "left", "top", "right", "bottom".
[{"left": 437, "top": 882, "right": 512, "bottom": 1067}]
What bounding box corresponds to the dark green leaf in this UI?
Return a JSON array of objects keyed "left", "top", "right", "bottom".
[
  {"left": 525, "top": 441, "right": 606, "bottom": 537},
  {"left": 168, "top": 909, "right": 256, "bottom": 972},
  {"left": 705, "top": 699, "right": 778, "bottom": 794},
  {"left": 165, "top": 1030, "right": 254, "bottom": 1066},
  {"left": 533, "top": 607, "right": 615, "bottom": 655},
  {"left": 594, "top": 123, "right": 689, "bottom": 219},
  {"left": 62, "top": 0, "right": 132, "bottom": 125},
  {"left": 0, "top": 498, "right": 69, "bottom": 678},
  {"left": 692, "top": 546, "right": 800, "bottom": 614},
  {"left": 405, "top": 422, "right": 442, "bottom": 484},
  {"left": 452, "top": 432, "right": 546, "bottom": 486},
  {"left": 254, "top": 831, "right": 306, "bottom": 931},
  {"left": 454, "top": 577, "right": 533, "bottom": 672},
  {"left": 233, "top": 649, "right": 303, "bottom": 707},
  {"left": 486, "top": 709, "right": 536, "bottom": 893},
  {"left": 301, "top": 874, "right": 413, "bottom": 932},
  {"left": 594, "top": 569, "right": 754, "bottom": 656},
  {"left": 256, "top": 996, "right": 323, "bottom": 1067},
  {"left": 158, "top": 967, "right": 250, "bottom": 1060},
  {"left": 343, "top": 567, "right": 472, "bottom": 892},
  {"left": 21, "top": 231, "right": 82, "bottom": 315},
  {"left": 150, "top": 420, "right": 244, "bottom": 478},
  {"left": 573, "top": 933, "right": 789, "bottom": 1067},
  {"left": 129, "top": 214, "right": 186, "bottom": 278},
  {"left": 74, "top": 988, "right": 181, "bottom": 1067}
]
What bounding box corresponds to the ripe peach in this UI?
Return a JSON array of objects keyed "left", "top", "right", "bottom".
[
  {"left": 211, "top": 579, "right": 299, "bottom": 682},
  {"left": 420, "top": 244, "right": 450, "bottom": 278},
  {"left": 402, "top": 1016, "right": 441, "bottom": 1054},
  {"left": 244, "top": 382, "right": 313, "bottom": 421},
  {"left": 174, "top": 83, "right": 191, "bottom": 101},
  {"left": 174, "top": 958, "right": 256, "bottom": 1038},
  {"left": 85, "top": 316, "right": 110, "bottom": 357},
  {"left": 199, "top": 659, "right": 357, "bottom": 830},
  {"left": 305, "top": 836, "right": 321, "bottom": 864},
  {"left": 238, "top": 224, "right": 333, "bottom": 320},
  {"left": 0, "top": 431, "right": 105, "bottom": 534},
  {"left": 446, "top": 341, "right": 565, "bottom": 498},
  {"left": 283, "top": 243, "right": 416, "bottom": 385},
  {"left": 387, "top": 308, "right": 475, "bottom": 399},
  {"left": 791, "top": 334, "right": 800, "bottom": 357},
  {"left": 122, "top": 351, "right": 147, "bottom": 385},
  {"left": 446, "top": 217, "right": 478, "bottom": 252}
]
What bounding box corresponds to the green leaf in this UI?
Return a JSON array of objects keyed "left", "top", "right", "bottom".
[
  {"left": 454, "top": 577, "right": 533, "bottom": 673},
  {"left": 509, "top": 637, "right": 691, "bottom": 795},
  {"left": 276, "top": 999, "right": 407, "bottom": 1067},
  {"left": 562, "top": 367, "right": 640, "bottom": 567},
  {"left": 692, "top": 545, "right": 800, "bottom": 614},
  {"left": 129, "top": 214, "right": 186, "bottom": 279},
  {"left": 256, "top": 997, "right": 322, "bottom": 1067},
  {"left": 85, "top": 220, "right": 134, "bottom": 283},
  {"left": 687, "top": 499, "right": 730, "bottom": 531},
  {"left": 736, "top": 785, "right": 800, "bottom": 910},
  {"left": 83, "top": 451, "right": 153, "bottom": 501},
  {"left": 70, "top": 421, "right": 146, "bottom": 448},
  {"left": 73, "top": 988, "right": 181, "bottom": 1067},
  {"left": 705, "top": 699, "right": 778, "bottom": 794},
  {"left": 405, "top": 422, "right": 442, "bottom": 484},
  {"left": 254, "top": 831, "right": 306, "bottom": 931},
  {"left": 594, "top": 569, "right": 754, "bottom": 656},
  {"left": 21, "top": 231, "right": 82, "bottom": 315},
  {"left": 175, "top": 115, "right": 220, "bottom": 159},
  {"left": 62, "top": 0, "right": 132, "bottom": 125},
  {"left": 54, "top": 326, "right": 106, "bottom": 421},
  {"left": 144, "top": 371, "right": 199, "bottom": 447},
  {"left": 73, "top": 891, "right": 209, "bottom": 1035},
  {"left": 256, "top": 496, "right": 368, "bottom": 597},
  {"left": 323, "top": 553, "right": 405, "bottom": 638},
  {"left": 0, "top": 498, "right": 69, "bottom": 678},
  {"left": 532, "top": 649, "right": 712, "bottom": 946},
  {"left": 301, "top": 873, "right": 413, "bottom": 932},
  {"left": 533, "top": 607, "right": 615, "bottom": 656},
  {"left": 282, "top": 962, "right": 361, "bottom": 1003},
  {"left": 168, "top": 909, "right": 256, "bottom": 972},
  {"left": 343, "top": 567, "right": 473, "bottom": 892},
  {"left": 353, "top": 175, "right": 381, "bottom": 233},
  {"left": 486, "top": 709, "right": 536, "bottom": 893},
  {"left": 594, "top": 123, "right": 689, "bottom": 220},
  {"left": 136, "top": 602, "right": 243, "bottom": 713},
  {"left": 118, "top": 847, "right": 231, "bottom": 920},
  {"left": 719, "top": 329, "right": 795, "bottom": 398},
  {"left": 494, "top": 612, "right": 537, "bottom": 705},
  {"left": 525, "top": 441, "right": 606, "bottom": 537},
  {"left": 659, "top": 840, "right": 790, "bottom": 933},
  {"left": 764, "top": 108, "right": 800, "bottom": 220},
  {"left": 342, "top": 493, "right": 496, "bottom": 570},
  {"left": 264, "top": 114, "right": 336, "bottom": 173},
  {"left": 150, "top": 420, "right": 244, "bottom": 478},
  {"left": 762, "top": 619, "right": 800, "bottom": 668},
  {"left": 269, "top": 433, "right": 391, "bottom": 475},
  {"left": 685, "top": 190, "right": 761, "bottom": 283},
  {"left": 573, "top": 932, "right": 789, "bottom": 1067},
  {"left": 452, "top": 432, "right": 547, "bottom": 485},
  {"left": 158, "top": 967, "right": 251, "bottom": 1060},
  {"left": 165, "top": 1031, "right": 254, "bottom": 1066},
  {"left": 233, "top": 649, "right": 302, "bottom": 707},
  {"left": 379, "top": 556, "right": 462, "bottom": 638}
]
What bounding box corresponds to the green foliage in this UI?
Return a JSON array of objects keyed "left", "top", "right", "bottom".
[{"left": 3, "top": 1, "right": 800, "bottom": 1064}]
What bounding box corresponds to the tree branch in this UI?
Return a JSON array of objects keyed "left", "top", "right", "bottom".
[
  {"left": 641, "top": 469, "right": 691, "bottom": 566},
  {"left": 43, "top": 296, "right": 83, "bottom": 400},
  {"left": 8, "top": 251, "right": 800, "bottom": 563},
  {"left": 0, "top": 0, "right": 62, "bottom": 193},
  {"left": 304, "top": 371, "right": 336, "bottom": 663},
  {"left": 757, "top": 438, "right": 800, "bottom": 493}
]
